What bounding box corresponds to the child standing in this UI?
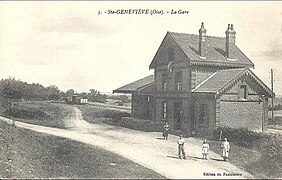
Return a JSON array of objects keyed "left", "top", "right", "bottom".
[{"left": 202, "top": 139, "right": 209, "bottom": 160}]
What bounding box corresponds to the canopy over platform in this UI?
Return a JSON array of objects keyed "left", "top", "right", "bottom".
[{"left": 113, "top": 75, "right": 154, "bottom": 94}]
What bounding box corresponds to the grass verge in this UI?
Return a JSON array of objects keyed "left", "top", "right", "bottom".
[
  {"left": 0, "top": 121, "right": 165, "bottom": 179},
  {"left": 76, "top": 104, "right": 106, "bottom": 124},
  {"left": 209, "top": 140, "right": 266, "bottom": 179},
  {"left": 77, "top": 105, "right": 163, "bottom": 132},
  {"left": 0, "top": 101, "right": 72, "bottom": 128},
  {"left": 209, "top": 135, "right": 282, "bottom": 179}
]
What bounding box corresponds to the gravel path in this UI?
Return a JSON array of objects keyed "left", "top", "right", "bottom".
[{"left": 1, "top": 107, "right": 253, "bottom": 179}]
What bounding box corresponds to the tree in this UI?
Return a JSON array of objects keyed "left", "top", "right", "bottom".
[
  {"left": 80, "top": 92, "right": 88, "bottom": 98},
  {"left": 88, "top": 89, "right": 107, "bottom": 103},
  {"left": 47, "top": 85, "right": 60, "bottom": 100},
  {"left": 0, "top": 78, "right": 64, "bottom": 102},
  {"left": 0, "top": 77, "right": 25, "bottom": 106},
  {"left": 66, "top": 89, "right": 75, "bottom": 97}
]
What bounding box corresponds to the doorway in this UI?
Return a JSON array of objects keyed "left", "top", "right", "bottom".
[
  {"left": 191, "top": 105, "right": 196, "bottom": 135},
  {"left": 174, "top": 102, "right": 182, "bottom": 130}
]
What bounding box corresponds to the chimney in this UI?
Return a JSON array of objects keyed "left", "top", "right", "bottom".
[
  {"left": 199, "top": 22, "right": 207, "bottom": 57},
  {"left": 225, "top": 24, "right": 236, "bottom": 59}
]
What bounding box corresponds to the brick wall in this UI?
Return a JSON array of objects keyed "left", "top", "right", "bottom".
[
  {"left": 220, "top": 101, "right": 263, "bottom": 131},
  {"left": 132, "top": 93, "right": 150, "bottom": 120},
  {"left": 153, "top": 34, "right": 189, "bottom": 70},
  {"left": 153, "top": 31, "right": 192, "bottom": 135},
  {"left": 218, "top": 78, "right": 267, "bottom": 132},
  {"left": 154, "top": 35, "right": 190, "bottom": 93},
  {"left": 148, "top": 95, "right": 156, "bottom": 121}
]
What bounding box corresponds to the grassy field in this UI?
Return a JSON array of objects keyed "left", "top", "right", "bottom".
[
  {"left": 76, "top": 104, "right": 106, "bottom": 124},
  {"left": 77, "top": 104, "right": 131, "bottom": 124},
  {"left": 105, "top": 98, "right": 131, "bottom": 108},
  {"left": 0, "top": 121, "right": 165, "bottom": 179},
  {"left": 0, "top": 101, "right": 72, "bottom": 128}
]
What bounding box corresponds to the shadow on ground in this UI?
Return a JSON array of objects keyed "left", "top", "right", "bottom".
[
  {"left": 156, "top": 137, "right": 166, "bottom": 140},
  {"left": 210, "top": 158, "right": 225, "bottom": 162}
]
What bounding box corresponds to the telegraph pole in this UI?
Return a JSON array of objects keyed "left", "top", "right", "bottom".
[{"left": 271, "top": 69, "right": 274, "bottom": 125}]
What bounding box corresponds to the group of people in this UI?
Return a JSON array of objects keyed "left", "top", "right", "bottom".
[{"left": 163, "top": 122, "right": 230, "bottom": 161}]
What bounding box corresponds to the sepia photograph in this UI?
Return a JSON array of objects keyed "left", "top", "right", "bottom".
[{"left": 0, "top": 1, "right": 282, "bottom": 179}]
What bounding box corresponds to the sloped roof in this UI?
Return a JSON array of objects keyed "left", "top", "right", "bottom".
[
  {"left": 192, "top": 68, "right": 245, "bottom": 93},
  {"left": 150, "top": 32, "right": 254, "bottom": 69},
  {"left": 113, "top": 75, "right": 154, "bottom": 94},
  {"left": 193, "top": 68, "right": 275, "bottom": 98},
  {"left": 139, "top": 83, "right": 155, "bottom": 95}
]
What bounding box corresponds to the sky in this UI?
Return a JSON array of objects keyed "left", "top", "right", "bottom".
[{"left": 0, "top": 1, "right": 282, "bottom": 95}]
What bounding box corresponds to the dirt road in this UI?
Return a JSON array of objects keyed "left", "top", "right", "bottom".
[{"left": 1, "top": 107, "right": 253, "bottom": 179}]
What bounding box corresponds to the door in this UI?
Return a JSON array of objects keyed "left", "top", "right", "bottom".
[{"left": 174, "top": 102, "right": 182, "bottom": 130}]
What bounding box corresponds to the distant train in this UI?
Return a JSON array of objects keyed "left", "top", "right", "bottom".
[{"left": 65, "top": 94, "right": 88, "bottom": 105}]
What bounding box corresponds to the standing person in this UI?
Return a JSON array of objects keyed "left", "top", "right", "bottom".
[
  {"left": 177, "top": 135, "right": 186, "bottom": 159},
  {"left": 163, "top": 122, "right": 170, "bottom": 140},
  {"left": 202, "top": 139, "right": 209, "bottom": 160},
  {"left": 221, "top": 138, "right": 230, "bottom": 161}
]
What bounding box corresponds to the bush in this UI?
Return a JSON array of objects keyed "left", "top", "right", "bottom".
[
  {"left": 119, "top": 117, "right": 163, "bottom": 132},
  {"left": 3, "top": 106, "right": 50, "bottom": 120},
  {"left": 103, "top": 110, "right": 131, "bottom": 121},
  {"left": 274, "top": 116, "right": 282, "bottom": 126},
  {"left": 213, "top": 126, "right": 268, "bottom": 148},
  {"left": 116, "top": 101, "right": 124, "bottom": 106},
  {"left": 257, "top": 134, "right": 282, "bottom": 177}
]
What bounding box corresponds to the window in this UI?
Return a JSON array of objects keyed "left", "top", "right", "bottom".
[
  {"left": 168, "top": 61, "right": 173, "bottom": 73},
  {"left": 162, "top": 73, "right": 168, "bottom": 91},
  {"left": 175, "top": 72, "right": 182, "bottom": 91},
  {"left": 239, "top": 84, "right": 247, "bottom": 99},
  {"left": 168, "top": 48, "right": 174, "bottom": 62},
  {"left": 199, "top": 104, "right": 208, "bottom": 125},
  {"left": 162, "top": 101, "right": 167, "bottom": 119}
]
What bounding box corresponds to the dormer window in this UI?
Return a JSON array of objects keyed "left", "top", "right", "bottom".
[
  {"left": 168, "top": 61, "right": 173, "bottom": 73},
  {"left": 239, "top": 84, "right": 247, "bottom": 99},
  {"left": 168, "top": 47, "right": 174, "bottom": 62}
]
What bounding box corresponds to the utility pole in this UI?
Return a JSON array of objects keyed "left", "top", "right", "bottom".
[{"left": 271, "top": 69, "right": 274, "bottom": 125}]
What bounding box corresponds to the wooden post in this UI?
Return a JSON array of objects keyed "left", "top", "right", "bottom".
[{"left": 271, "top": 69, "right": 274, "bottom": 125}]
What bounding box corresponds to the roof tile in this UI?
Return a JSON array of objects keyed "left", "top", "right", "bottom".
[
  {"left": 150, "top": 32, "right": 254, "bottom": 68},
  {"left": 193, "top": 68, "right": 245, "bottom": 92}
]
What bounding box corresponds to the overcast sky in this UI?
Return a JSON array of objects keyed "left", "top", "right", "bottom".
[{"left": 0, "top": 2, "right": 282, "bottom": 95}]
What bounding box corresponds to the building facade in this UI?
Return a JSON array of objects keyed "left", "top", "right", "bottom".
[{"left": 113, "top": 23, "right": 274, "bottom": 138}]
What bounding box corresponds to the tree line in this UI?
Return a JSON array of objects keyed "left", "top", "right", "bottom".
[
  {"left": 0, "top": 77, "right": 62, "bottom": 104},
  {"left": 0, "top": 77, "right": 129, "bottom": 105}
]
